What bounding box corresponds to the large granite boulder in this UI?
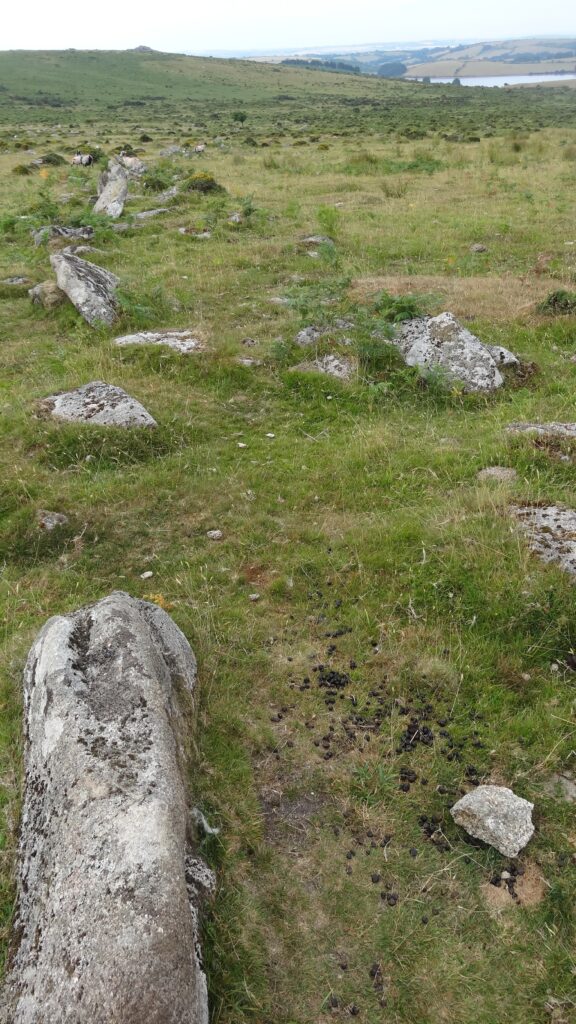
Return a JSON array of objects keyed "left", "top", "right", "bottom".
[
  {"left": 1, "top": 592, "right": 212, "bottom": 1024},
  {"left": 93, "top": 159, "right": 129, "bottom": 218},
  {"left": 39, "top": 381, "right": 157, "bottom": 427},
  {"left": 392, "top": 313, "right": 515, "bottom": 392},
  {"left": 49, "top": 251, "right": 119, "bottom": 326},
  {"left": 451, "top": 785, "right": 534, "bottom": 857}
]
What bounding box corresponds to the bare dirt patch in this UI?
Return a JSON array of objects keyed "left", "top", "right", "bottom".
[
  {"left": 481, "top": 861, "right": 548, "bottom": 915},
  {"left": 349, "top": 274, "right": 568, "bottom": 322}
]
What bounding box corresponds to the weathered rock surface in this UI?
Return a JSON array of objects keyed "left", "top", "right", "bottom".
[
  {"left": 295, "top": 325, "right": 325, "bottom": 347},
  {"left": 543, "top": 772, "right": 576, "bottom": 803},
  {"left": 28, "top": 280, "right": 66, "bottom": 310},
  {"left": 93, "top": 160, "right": 128, "bottom": 218},
  {"left": 133, "top": 207, "right": 170, "bottom": 220},
  {"left": 49, "top": 252, "right": 119, "bottom": 326},
  {"left": 485, "top": 343, "right": 519, "bottom": 368},
  {"left": 507, "top": 422, "right": 576, "bottom": 439},
  {"left": 1, "top": 591, "right": 211, "bottom": 1024},
  {"left": 451, "top": 785, "right": 534, "bottom": 857},
  {"left": 39, "top": 381, "right": 157, "bottom": 428},
  {"left": 514, "top": 505, "right": 576, "bottom": 576},
  {"left": 118, "top": 154, "right": 146, "bottom": 177},
  {"left": 37, "top": 510, "right": 69, "bottom": 531},
  {"left": 114, "top": 330, "right": 204, "bottom": 353},
  {"left": 477, "top": 466, "right": 518, "bottom": 483},
  {"left": 470, "top": 242, "right": 488, "bottom": 253},
  {"left": 301, "top": 234, "right": 334, "bottom": 247},
  {"left": 2, "top": 276, "right": 32, "bottom": 286},
  {"left": 291, "top": 354, "right": 356, "bottom": 381},
  {"left": 392, "top": 313, "right": 515, "bottom": 392},
  {"left": 32, "top": 225, "right": 94, "bottom": 247}
]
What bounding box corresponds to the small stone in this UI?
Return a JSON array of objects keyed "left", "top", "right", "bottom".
[
  {"left": 37, "top": 510, "right": 69, "bottom": 531},
  {"left": 477, "top": 466, "right": 518, "bottom": 483},
  {"left": 140, "top": 571, "right": 154, "bottom": 580},
  {"left": 249, "top": 593, "right": 260, "bottom": 602},
  {"left": 206, "top": 530, "right": 223, "bottom": 541},
  {"left": 450, "top": 784, "right": 534, "bottom": 857},
  {"left": 29, "top": 281, "right": 66, "bottom": 310},
  {"left": 470, "top": 243, "right": 488, "bottom": 253},
  {"left": 237, "top": 442, "right": 248, "bottom": 449}
]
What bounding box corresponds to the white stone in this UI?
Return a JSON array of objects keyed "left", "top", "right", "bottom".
[
  {"left": 39, "top": 381, "right": 157, "bottom": 428},
  {"left": 115, "top": 330, "right": 204, "bottom": 354},
  {"left": 451, "top": 785, "right": 534, "bottom": 857},
  {"left": 2, "top": 592, "right": 210, "bottom": 1024},
  {"left": 206, "top": 530, "right": 223, "bottom": 541}
]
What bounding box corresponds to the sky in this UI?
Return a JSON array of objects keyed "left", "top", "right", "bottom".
[{"left": 2, "top": 0, "right": 574, "bottom": 54}]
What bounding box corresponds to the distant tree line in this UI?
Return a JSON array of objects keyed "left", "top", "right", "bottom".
[{"left": 281, "top": 59, "right": 360, "bottom": 74}]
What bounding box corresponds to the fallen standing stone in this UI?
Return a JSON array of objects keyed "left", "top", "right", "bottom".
[
  {"left": 114, "top": 329, "right": 204, "bottom": 353},
  {"left": 451, "top": 785, "right": 534, "bottom": 857},
  {"left": 1, "top": 591, "right": 212, "bottom": 1024},
  {"left": 38, "top": 381, "right": 157, "bottom": 428},
  {"left": 50, "top": 251, "right": 119, "bottom": 326}
]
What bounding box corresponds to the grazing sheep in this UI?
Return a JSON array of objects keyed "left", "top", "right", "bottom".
[{"left": 72, "top": 152, "right": 93, "bottom": 167}]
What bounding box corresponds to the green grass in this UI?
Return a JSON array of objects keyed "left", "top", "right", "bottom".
[{"left": 0, "top": 51, "right": 575, "bottom": 1024}]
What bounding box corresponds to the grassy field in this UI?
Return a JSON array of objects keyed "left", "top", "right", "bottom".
[{"left": 0, "top": 50, "right": 576, "bottom": 1024}]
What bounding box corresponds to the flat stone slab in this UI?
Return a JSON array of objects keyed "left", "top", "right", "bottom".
[
  {"left": 507, "top": 422, "right": 576, "bottom": 439},
  {"left": 1, "top": 592, "right": 210, "bottom": 1024},
  {"left": 451, "top": 785, "right": 534, "bottom": 857},
  {"left": 393, "top": 312, "right": 514, "bottom": 392},
  {"left": 115, "top": 330, "right": 204, "bottom": 354},
  {"left": 543, "top": 772, "right": 576, "bottom": 803},
  {"left": 134, "top": 207, "right": 170, "bottom": 220},
  {"left": 514, "top": 505, "right": 576, "bottom": 576},
  {"left": 50, "top": 252, "right": 119, "bottom": 326},
  {"left": 93, "top": 160, "right": 128, "bottom": 219},
  {"left": 291, "top": 355, "right": 356, "bottom": 381},
  {"left": 477, "top": 466, "right": 518, "bottom": 483},
  {"left": 39, "top": 381, "right": 157, "bottom": 428}
]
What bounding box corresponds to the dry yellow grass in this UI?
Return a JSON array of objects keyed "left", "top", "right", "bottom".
[{"left": 349, "top": 274, "right": 569, "bottom": 322}]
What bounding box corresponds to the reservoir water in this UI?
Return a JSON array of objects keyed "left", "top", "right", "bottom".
[{"left": 417, "top": 73, "right": 576, "bottom": 88}]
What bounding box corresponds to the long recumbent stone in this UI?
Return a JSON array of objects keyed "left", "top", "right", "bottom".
[{"left": 1, "top": 592, "right": 211, "bottom": 1024}]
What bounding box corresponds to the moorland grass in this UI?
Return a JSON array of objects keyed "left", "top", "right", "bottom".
[{"left": 0, "top": 59, "right": 575, "bottom": 1024}]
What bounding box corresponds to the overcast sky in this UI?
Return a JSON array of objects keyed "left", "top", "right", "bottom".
[{"left": 3, "top": 0, "right": 574, "bottom": 53}]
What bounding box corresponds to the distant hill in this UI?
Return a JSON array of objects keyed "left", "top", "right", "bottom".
[
  {"left": 0, "top": 47, "right": 575, "bottom": 136},
  {"left": 250, "top": 36, "right": 576, "bottom": 79}
]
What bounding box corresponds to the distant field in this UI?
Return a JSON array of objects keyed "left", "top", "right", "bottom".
[{"left": 408, "top": 58, "right": 576, "bottom": 78}]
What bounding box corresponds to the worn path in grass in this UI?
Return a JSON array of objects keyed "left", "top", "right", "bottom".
[{"left": 0, "top": 109, "right": 575, "bottom": 1024}]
